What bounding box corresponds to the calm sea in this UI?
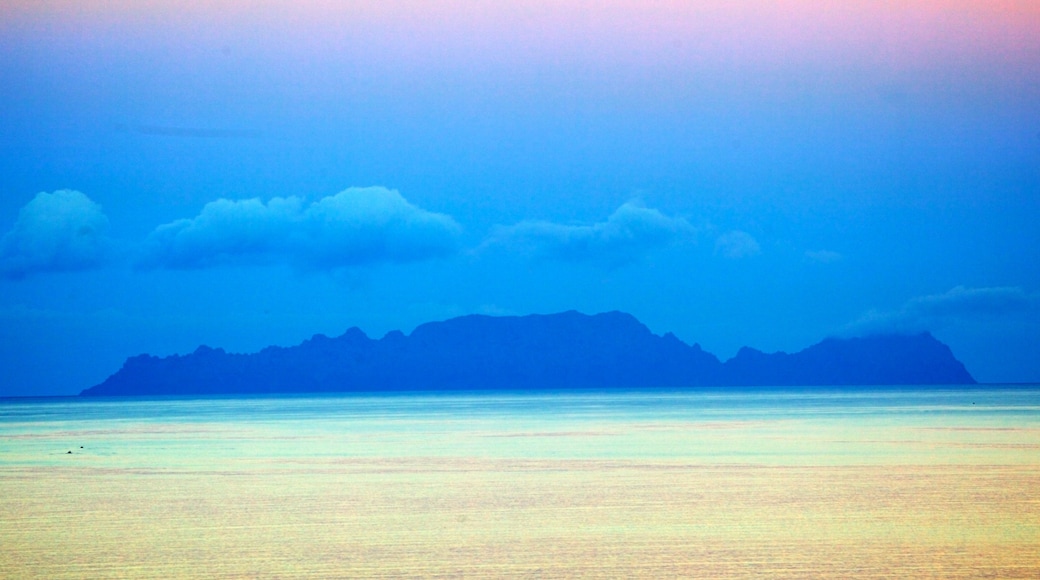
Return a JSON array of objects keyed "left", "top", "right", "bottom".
[
  {"left": 2, "top": 386, "right": 1039, "bottom": 464},
  {"left": 2, "top": 386, "right": 1038, "bottom": 577}
]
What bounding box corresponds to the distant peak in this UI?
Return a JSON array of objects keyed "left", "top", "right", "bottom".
[
  {"left": 192, "top": 345, "right": 225, "bottom": 355},
  {"left": 80, "top": 310, "right": 976, "bottom": 396},
  {"left": 735, "top": 346, "right": 764, "bottom": 357},
  {"left": 336, "top": 327, "right": 369, "bottom": 340}
]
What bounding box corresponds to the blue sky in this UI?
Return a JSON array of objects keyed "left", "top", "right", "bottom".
[{"left": 1, "top": 1, "right": 1039, "bottom": 395}]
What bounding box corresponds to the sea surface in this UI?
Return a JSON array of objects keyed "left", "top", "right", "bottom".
[{"left": 2, "top": 387, "right": 1038, "bottom": 578}]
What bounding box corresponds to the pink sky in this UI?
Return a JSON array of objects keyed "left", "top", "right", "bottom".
[{"left": 5, "top": 0, "right": 1038, "bottom": 75}]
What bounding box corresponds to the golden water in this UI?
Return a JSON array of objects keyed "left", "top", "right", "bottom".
[{"left": 1, "top": 390, "right": 1038, "bottom": 578}]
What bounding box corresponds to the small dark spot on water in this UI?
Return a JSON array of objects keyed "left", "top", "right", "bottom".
[{"left": 67, "top": 450, "right": 72, "bottom": 454}]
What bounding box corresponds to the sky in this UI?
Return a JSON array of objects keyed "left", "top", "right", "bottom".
[{"left": 1, "top": 0, "right": 1038, "bottom": 395}]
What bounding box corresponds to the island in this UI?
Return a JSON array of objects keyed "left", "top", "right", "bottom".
[{"left": 80, "top": 310, "right": 975, "bottom": 396}]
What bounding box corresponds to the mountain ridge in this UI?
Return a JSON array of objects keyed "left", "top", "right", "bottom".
[{"left": 80, "top": 310, "right": 975, "bottom": 396}]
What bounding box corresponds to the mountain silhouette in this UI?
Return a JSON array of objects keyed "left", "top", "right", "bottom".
[{"left": 80, "top": 311, "right": 975, "bottom": 396}]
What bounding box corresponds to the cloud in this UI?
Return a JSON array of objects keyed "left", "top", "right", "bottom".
[
  {"left": 139, "top": 187, "right": 462, "bottom": 269},
  {"left": 848, "top": 286, "right": 1039, "bottom": 335},
  {"left": 485, "top": 202, "right": 695, "bottom": 266},
  {"left": 714, "top": 230, "right": 760, "bottom": 259},
  {"left": 0, "top": 190, "right": 111, "bottom": 279},
  {"left": 805, "top": 249, "right": 842, "bottom": 263}
]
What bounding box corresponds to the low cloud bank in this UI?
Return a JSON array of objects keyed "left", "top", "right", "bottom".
[
  {"left": 0, "top": 190, "right": 111, "bottom": 279},
  {"left": 139, "top": 187, "right": 462, "bottom": 269},
  {"left": 848, "top": 286, "right": 1038, "bottom": 335},
  {"left": 485, "top": 202, "right": 695, "bottom": 266},
  {"left": 2, "top": 188, "right": 759, "bottom": 276}
]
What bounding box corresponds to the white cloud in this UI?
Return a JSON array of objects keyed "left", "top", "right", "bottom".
[
  {"left": 139, "top": 187, "right": 462, "bottom": 269},
  {"left": 485, "top": 202, "right": 695, "bottom": 266},
  {"left": 714, "top": 230, "right": 760, "bottom": 259},
  {"left": 0, "top": 190, "right": 111, "bottom": 279},
  {"left": 848, "top": 286, "right": 1039, "bottom": 335}
]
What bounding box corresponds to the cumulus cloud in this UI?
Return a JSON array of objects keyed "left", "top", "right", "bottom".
[
  {"left": 139, "top": 187, "right": 462, "bottom": 269},
  {"left": 0, "top": 190, "right": 111, "bottom": 279},
  {"left": 848, "top": 286, "right": 1039, "bottom": 335},
  {"left": 714, "top": 230, "right": 760, "bottom": 259},
  {"left": 484, "top": 202, "right": 696, "bottom": 266}
]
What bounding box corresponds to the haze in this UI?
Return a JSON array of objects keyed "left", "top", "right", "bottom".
[{"left": 1, "top": 1, "right": 1038, "bottom": 395}]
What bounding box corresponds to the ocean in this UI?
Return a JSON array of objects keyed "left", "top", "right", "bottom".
[{"left": 2, "top": 387, "right": 1038, "bottom": 577}]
